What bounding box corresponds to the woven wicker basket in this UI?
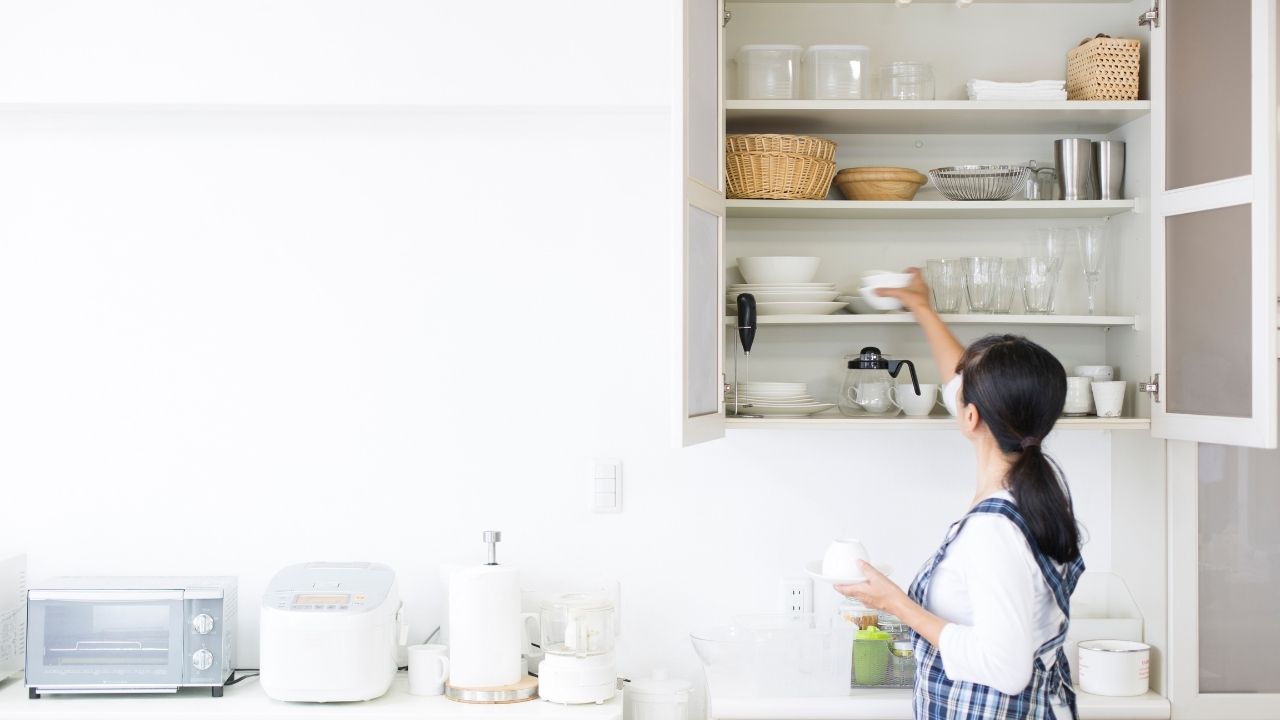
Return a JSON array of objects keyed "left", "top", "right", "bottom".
[
  {"left": 1067, "top": 36, "right": 1141, "bottom": 101},
  {"left": 726, "top": 152, "right": 836, "bottom": 200},
  {"left": 726, "top": 134, "right": 837, "bottom": 162}
]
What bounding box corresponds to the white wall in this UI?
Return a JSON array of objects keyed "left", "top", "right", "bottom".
[{"left": 0, "top": 1, "right": 1116, "bottom": 695}]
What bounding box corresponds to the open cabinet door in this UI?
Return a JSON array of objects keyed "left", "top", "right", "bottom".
[
  {"left": 677, "top": 0, "right": 725, "bottom": 447},
  {"left": 1149, "top": 0, "right": 1278, "bottom": 448}
]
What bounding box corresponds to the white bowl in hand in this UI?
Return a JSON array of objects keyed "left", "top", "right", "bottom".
[
  {"left": 822, "top": 539, "right": 869, "bottom": 579},
  {"left": 858, "top": 286, "right": 904, "bottom": 311}
]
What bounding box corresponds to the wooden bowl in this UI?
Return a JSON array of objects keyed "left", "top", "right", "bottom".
[{"left": 835, "top": 167, "right": 928, "bottom": 201}]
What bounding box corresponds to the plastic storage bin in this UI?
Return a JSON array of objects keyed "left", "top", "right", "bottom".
[
  {"left": 737, "top": 45, "right": 803, "bottom": 99},
  {"left": 803, "top": 45, "right": 870, "bottom": 99}
]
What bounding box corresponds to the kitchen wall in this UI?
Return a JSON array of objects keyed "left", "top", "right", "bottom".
[{"left": 0, "top": 0, "right": 1118, "bottom": 695}]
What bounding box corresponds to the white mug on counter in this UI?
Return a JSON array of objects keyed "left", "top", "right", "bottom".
[
  {"left": 1091, "top": 381, "right": 1127, "bottom": 418},
  {"left": 1064, "top": 377, "right": 1093, "bottom": 416},
  {"left": 891, "top": 383, "right": 945, "bottom": 417},
  {"left": 408, "top": 644, "right": 450, "bottom": 696}
]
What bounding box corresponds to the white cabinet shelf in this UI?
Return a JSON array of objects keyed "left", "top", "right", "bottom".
[
  {"left": 725, "top": 100, "right": 1151, "bottom": 135},
  {"left": 726, "top": 415, "right": 1152, "bottom": 431},
  {"left": 726, "top": 199, "right": 1137, "bottom": 220},
  {"left": 725, "top": 314, "right": 1137, "bottom": 327}
]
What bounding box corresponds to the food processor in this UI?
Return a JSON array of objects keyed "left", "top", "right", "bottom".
[{"left": 537, "top": 593, "right": 616, "bottom": 704}]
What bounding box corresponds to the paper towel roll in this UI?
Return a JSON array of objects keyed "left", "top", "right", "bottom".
[{"left": 448, "top": 564, "right": 521, "bottom": 688}]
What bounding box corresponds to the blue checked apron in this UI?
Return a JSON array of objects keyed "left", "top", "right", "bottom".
[{"left": 906, "top": 497, "right": 1085, "bottom": 720}]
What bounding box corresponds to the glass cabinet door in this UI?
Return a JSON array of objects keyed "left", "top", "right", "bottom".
[
  {"left": 1150, "top": 0, "right": 1278, "bottom": 448},
  {"left": 679, "top": 0, "right": 725, "bottom": 447}
]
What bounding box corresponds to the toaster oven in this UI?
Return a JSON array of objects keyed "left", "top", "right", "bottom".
[{"left": 25, "top": 576, "right": 237, "bottom": 698}]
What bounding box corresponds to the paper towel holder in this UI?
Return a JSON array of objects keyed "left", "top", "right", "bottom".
[{"left": 482, "top": 530, "right": 501, "bottom": 566}]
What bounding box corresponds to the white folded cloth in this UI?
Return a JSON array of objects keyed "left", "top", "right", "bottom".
[{"left": 966, "top": 79, "right": 1067, "bottom": 101}]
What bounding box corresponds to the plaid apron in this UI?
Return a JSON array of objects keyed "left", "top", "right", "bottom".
[{"left": 907, "top": 498, "right": 1085, "bottom": 720}]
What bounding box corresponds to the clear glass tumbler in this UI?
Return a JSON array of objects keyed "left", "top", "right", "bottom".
[
  {"left": 880, "top": 62, "right": 934, "bottom": 100},
  {"left": 961, "top": 256, "right": 1003, "bottom": 313},
  {"left": 926, "top": 258, "right": 963, "bottom": 313},
  {"left": 1019, "top": 256, "right": 1062, "bottom": 314},
  {"left": 991, "top": 259, "right": 1020, "bottom": 314}
]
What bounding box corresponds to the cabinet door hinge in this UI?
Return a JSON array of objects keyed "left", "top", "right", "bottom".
[
  {"left": 723, "top": 8, "right": 732, "bottom": 27},
  {"left": 1139, "top": 0, "right": 1159, "bottom": 29},
  {"left": 1138, "top": 373, "right": 1161, "bottom": 404}
]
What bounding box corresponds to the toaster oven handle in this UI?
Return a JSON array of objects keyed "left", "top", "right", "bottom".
[
  {"left": 28, "top": 590, "right": 184, "bottom": 602},
  {"left": 73, "top": 641, "right": 144, "bottom": 650}
]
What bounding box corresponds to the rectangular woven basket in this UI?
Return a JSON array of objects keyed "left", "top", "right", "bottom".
[{"left": 1066, "top": 36, "right": 1141, "bottom": 101}]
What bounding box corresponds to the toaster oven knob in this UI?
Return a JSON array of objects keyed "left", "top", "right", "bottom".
[
  {"left": 192, "top": 648, "right": 214, "bottom": 671},
  {"left": 191, "top": 613, "right": 215, "bottom": 635}
]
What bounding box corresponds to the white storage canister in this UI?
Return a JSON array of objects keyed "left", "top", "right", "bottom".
[
  {"left": 736, "top": 44, "right": 803, "bottom": 99},
  {"left": 804, "top": 45, "right": 871, "bottom": 99},
  {"left": 624, "top": 670, "right": 692, "bottom": 720},
  {"left": 1078, "top": 640, "right": 1151, "bottom": 697}
]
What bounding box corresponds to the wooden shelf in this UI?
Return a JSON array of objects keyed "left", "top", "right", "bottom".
[
  {"left": 726, "top": 415, "right": 1151, "bottom": 431},
  {"left": 725, "top": 100, "right": 1151, "bottom": 135},
  {"left": 726, "top": 314, "right": 1137, "bottom": 327},
  {"left": 726, "top": 199, "right": 1136, "bottom": 220}
]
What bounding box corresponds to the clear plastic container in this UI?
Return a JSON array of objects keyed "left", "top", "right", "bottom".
[
  {"left": 880, "top": 62, "right": 935, "bottom": 100},
  {"left": 737, "top": 45, "right": 803, "bottom": 99},
  {"left": 803, "top": 45, "right": 870, "bottom": 99},
  {"left": 540, "top": 593, "right": 615, "bottom": 658}
]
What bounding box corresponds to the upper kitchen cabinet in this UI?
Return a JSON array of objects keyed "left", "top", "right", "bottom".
[
  {"left": 678, "top": 0, "right": 728, "bottom": 447},
  {"left": 1148, "top": 0, "right": 1278, "bottom": 449}
]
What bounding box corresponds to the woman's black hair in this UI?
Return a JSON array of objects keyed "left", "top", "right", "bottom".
[{"left": 957, "top": 334, "right": 1081, "bottom": 564}]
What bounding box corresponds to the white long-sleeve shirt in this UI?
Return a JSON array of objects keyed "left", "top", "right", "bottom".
[{"left": 925, "top": 490, "right": 1065, "bottom": 697}]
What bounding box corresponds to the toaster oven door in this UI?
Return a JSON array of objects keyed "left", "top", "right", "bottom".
[{"left": 26, "top": 591, "right": 186, "bottom": 689}]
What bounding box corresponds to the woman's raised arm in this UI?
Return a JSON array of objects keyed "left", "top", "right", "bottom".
[{"left": 875, "top": 267, "right": 965, "bottom": 382}]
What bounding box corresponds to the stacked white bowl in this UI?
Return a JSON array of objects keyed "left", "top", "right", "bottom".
[
  {"left": 726, "top": 381, "right": 835, "bottom": 417},
  {"left": 728, "top": 257, "right": 843, "bottom": 316}
]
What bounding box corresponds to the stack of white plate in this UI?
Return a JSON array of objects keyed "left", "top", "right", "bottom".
[
  {"left": 725, "top": 381, "right": 835, "bottom": 417},
  {"left": 727, "top": 283, "right": 843, "bottom": 315}
]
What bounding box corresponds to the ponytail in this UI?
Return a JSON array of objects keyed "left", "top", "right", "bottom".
[{"left": 957, "top": 335, "right": 1081, "bottom": 564}]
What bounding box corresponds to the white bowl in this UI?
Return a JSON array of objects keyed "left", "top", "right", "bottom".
[
  {"left": 837, "top": 295, "right": 886, "bottom": 314},
  {"left": 728, "top": 290, "right": 840, "bottom": 303},
  {"left": 858, "top": 286, "right": 904, "bottom": 311},
  {"left": 860, "top": 270, "right": 913, "bottom": 289},
  {"left": 738, "top": 257, "right": 821, "bottom": 284}
]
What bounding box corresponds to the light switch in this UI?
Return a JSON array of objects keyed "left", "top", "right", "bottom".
[{"left": 592, "top": 459, "right": 622, "bottom": 513}]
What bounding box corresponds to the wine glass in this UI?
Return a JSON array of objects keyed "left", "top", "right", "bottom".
[{"left": 1078, "top": 226, "right": 1106, "bottom": 315}]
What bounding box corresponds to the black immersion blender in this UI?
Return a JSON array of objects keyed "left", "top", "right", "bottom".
[{"left": 734, "top": 293, "right": 758, "bottom": 417}]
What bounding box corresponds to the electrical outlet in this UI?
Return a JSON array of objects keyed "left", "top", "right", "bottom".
[{"left": 780, "top": 576, "right": 813, "bottom": 615}]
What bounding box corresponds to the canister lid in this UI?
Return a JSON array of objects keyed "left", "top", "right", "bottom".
[
  {"left": 805, "top": 44, "right": 870, "bottom": 53},
  {"left": 627, "top": 669, "right": 692, "bottom": 699},
  {"left": 544, "top": 592, "right": 613, "bottom": 612}
]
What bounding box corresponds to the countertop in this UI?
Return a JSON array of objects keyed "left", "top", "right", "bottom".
[
  {"left": 0, "top": 676, "right": 624, "bottom": 720},
  {"left": 709, "top": 688, "right": 1171, "bottom": 720}
]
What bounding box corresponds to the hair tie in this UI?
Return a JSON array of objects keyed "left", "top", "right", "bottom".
[{"left": 1020, "top": 436, "right": 1041, "bottom": 449}]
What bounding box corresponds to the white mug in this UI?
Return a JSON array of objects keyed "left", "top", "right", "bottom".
[
  {"left": 890, "top": 383, "right": 944, "bottom": 417},
  {"left": 1064, "top": 376, "right": 1093, "bottom": 416},
  {"left": 846, "top": 380, "right": 895, "bottom": 414},
  {"left": 409, "top": 643, "right": 450, "bottom": 696},
  {"left": 1091, "top": 381, "right": 1127, "bottom": 418},
  {"left": 822, "top": 538, "right": 869, "bottom": 580}
]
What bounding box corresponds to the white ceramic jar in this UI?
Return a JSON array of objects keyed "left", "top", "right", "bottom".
[
  {"left": 736, "top": 45, "right": 803, "bottom": 99},
  {"left": 624, "top": 670, "right": 692, "bottom": 720},
  {"left": 803, "top": 45, "right": 870, "bottom": 99},
  {"left": 1078, "top": 639, "right": 1151, "bottom": 696}
]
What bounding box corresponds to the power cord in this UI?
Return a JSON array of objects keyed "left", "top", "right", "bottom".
[{"left": 225, "top": 669, "right": 260, "bottom": 686}]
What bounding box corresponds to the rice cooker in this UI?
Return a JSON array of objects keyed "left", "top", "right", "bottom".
[{"left": 260, "top": 562, "right": 406, "bottom": 702}]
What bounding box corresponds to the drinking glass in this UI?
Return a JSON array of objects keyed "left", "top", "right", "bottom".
[
  {"left": 961, "top": 256, "right": 1002, "bottom": 313},
  {"left": 1027, "top": 227, "right": 1069, "bottom": 260},
  {"left": 991, "top": 259, "right": 1019, "bottom": 314},
  {"left": 1078, "top": 226, "right": 1106, "bottom": 315},
  {"left": 926, "top": 258, "right": 963, "bottom": 313},
  {"left": 1019, "top": 256, "right": 1062, "bottom": 314}
]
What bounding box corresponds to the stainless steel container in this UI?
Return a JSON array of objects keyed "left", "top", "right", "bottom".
[
  {"left": 1054, "top": 138, "right": 1098, "bottom": 200},
  {"left": 1094, "top": 140, "right": 1125, "bottom": 199}
]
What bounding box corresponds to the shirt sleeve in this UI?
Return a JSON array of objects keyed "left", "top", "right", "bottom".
[{"left": 936, "top": 515, "right": 1039, "bottom": 695}]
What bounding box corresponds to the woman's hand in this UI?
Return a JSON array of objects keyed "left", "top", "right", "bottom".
[
  {"left": 875, "top": 267, "right": 931, "bottom": 314},
  {"left": 834, "top": 561, "right": 910, "bottom": 615}
]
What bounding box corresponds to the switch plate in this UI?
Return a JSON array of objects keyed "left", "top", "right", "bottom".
[{"left": 592, "top": 459, "right": 622, "bottom": 513}]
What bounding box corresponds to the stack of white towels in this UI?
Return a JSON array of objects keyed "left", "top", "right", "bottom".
[{"left": 966, "top": 79, "right": 1067, "bottom": 101}]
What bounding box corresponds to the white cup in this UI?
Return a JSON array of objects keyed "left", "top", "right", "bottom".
[
  {"left": 1064, "top": 376, "right": 1093, "bottom": 416},
  {"left": 891, "top": 383, "right": 943, "bottom": 417},
  {"left": 822, "top": 539, "right": 869, "bottom": 580},
  {"left": 408, "top": 644, "right": 450, "bottom": 696},
  {"left": 1091, "top": 381, "right": 1127, "bottom": 418},
  {"left": 846, "top": 380, "right": 896, "bottom": 414}
]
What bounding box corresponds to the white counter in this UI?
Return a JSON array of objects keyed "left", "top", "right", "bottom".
[
  {"left": 709, "top": 688, "right": 1170, "bottom": 720},
  {"left": 0, "top": 676, "right": 624, "bottom": 720}
]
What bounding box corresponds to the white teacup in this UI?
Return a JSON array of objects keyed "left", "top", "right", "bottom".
[
  {"left": 408, "top": 644, "right": 450, "bottom": 696},
  {"left": 822, "top": 539, "right": 870, "bottom": 580},
  {"left": 846, "top": 380, "right": 896, "bottom": 414},
  {"left": 1091, "top": 381, "right": 1127, "bottom": 418},
  {"left": 891, "top": 383, "right": 944, "bottom": 417},
  {"left": 1064, "top": 376, "right": 1093, "bottom": 416}
]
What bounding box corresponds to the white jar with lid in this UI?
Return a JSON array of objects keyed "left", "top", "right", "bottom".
[
  {"left": 624, "top": 670, "right": 692, "bottom": 720},
  {"left": 803, "top": 45, "right": 870, "bottom": 99},
  {"left": 736, "top": 44, "right": 803, "bottom": 99}
]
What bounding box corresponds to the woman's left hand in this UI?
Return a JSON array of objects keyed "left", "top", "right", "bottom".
[{"left": 835, "top": 560, "right": 909, "bottom": 614}]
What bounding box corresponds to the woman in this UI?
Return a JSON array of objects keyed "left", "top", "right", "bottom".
[{"left": 837, "top": 269, "right": 1085, "bottom": 720}]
